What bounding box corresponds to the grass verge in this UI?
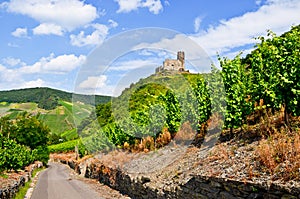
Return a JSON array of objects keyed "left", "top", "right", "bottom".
[{"left": 13, "top": 167, "right": 45, "bottom": 199}]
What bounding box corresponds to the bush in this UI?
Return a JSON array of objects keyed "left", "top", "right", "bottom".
[
  {"left": 33, "top": 146, "right": 50, "bottom": 165},
  {"left": 0, "top": 134, "right": 33, "bottom": 171}
]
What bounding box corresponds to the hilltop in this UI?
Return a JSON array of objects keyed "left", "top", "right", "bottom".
[{"left": 0, "top": 87, "right": 111, "bottom": 109}]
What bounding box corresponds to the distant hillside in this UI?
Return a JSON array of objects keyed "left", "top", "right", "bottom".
[{"left": 0, "top": 87, "right": 111, "bottom": 109}]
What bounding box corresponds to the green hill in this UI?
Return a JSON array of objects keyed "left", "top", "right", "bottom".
[
  {"left": 77, "top": 71, "right": 210, "bottom": 152},
  {"left": 0, "top": 87, "right": 112, "bottom": 142},
  {"left": 0, "top": 87, "right": 111, "bottom": 109}
]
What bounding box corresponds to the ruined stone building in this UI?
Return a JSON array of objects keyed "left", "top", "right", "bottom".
[{"left": 155, "top": 51, "right": 185, "bottom": 73}]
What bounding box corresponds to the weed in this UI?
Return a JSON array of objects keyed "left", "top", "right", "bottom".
[{"left": 255, "top": 127, "right": 300, "bottom": 181}]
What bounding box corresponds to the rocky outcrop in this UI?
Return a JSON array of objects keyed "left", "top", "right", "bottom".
[
  {"left": 0, "top": 162, "right": 43, "bottom": 199},
  {"left": 58, "top": 158, "right": 300, "bottom": 199}
]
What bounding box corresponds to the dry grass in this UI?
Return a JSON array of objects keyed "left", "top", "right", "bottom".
[
  {"left": 175, "top": 122, "right": 196, "bottom": 142},
  {"left": 156, "top": 128, "right": 172, "bottom": 147},
  {"left": 255, "top": 127, "right": 300, "bottom": 181},
  {"left": 208, "top": 143, "right": 233, "bottom": 162},
  {"left": 98, "top": 150, "right": 134, "bottom": 168},
  {"left": 50, "top": 152, "right": 77, "bottom": 162}
]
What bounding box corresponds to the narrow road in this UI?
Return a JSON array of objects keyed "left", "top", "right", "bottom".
[{"left": 31, "top": 162, "right": 103, "bottom": 199}]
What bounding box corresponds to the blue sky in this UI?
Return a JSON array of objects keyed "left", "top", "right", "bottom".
[{"left": 0, "top": 0, "right": 300, "bottom": 96}]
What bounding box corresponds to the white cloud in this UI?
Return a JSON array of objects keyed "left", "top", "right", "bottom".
[
  {"left": 0, "top": 67, "right": 21, "bottom": 82},
  {"left": 109, "top": 59, "right": 160, "bottom": 71},
  {"left": 194, "top": 16, "right": 203, "bottom": 33},
  {"left": 11, "top": 27, "right": 28, "bottom": 38},
  {"left": 3, "top": 0, "right": 98, "bottom": 34},
  {"left": 2, "top": 57, "right": 24, "bottom": 67},
  {"left": 42, "top": 54, "right": 86, "bottom": 72},
  {"left": 0, "top": 53, "right": 86, "bottom": 91},
  {"left": 19, "top": 53, "right": 86, "bottom": 74},
  {"left": 7, "top": 43, "right": 20, "bottom": 48},
  {"left": 33, "top": 23, "right": 63, "bottom": 36},
  {"left": 79, "top": 76, "right": 107, "bottom": 89},
  {"left": 115, "top": 0, "right": 140, "bottom": 13},
  {"left": 70, "top": 23, "right": 109, "bottom": 47},
  {"left": 108, "top": 19, "right": 118, "bottom": 28},
  {"left": 133, "top": 34, "right": 211, "bottom": 69},
  {"left": 189, "top": 0, "right": 300, "bottom": 56},
  {"left": 23, "top": 78, "right": 45, "bottom": 88},
  {"left": 256, "top": 0, "right": 262, "bottom": 5},
  {"left": 142, "top": 0, "right": 163, "bottom": 14},
  {"left": 115, "top": 0, "right": 163, "bottom": 14}
]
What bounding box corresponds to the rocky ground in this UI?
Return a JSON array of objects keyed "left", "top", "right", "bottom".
[{"left": 82, "top": 125, "right": 300, "bottom": 196}]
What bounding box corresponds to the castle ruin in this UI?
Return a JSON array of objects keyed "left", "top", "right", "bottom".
[{"left": 155, "top": 51, "right": 185, "bottom": 73}]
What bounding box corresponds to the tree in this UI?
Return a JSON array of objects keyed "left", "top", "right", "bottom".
[{"left": 11, "top": 112, "right": 50, "bottom": 149}]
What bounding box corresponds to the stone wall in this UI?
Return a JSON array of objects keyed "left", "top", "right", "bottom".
[
  {"left": 59, "top": 158, "right": 300, "bottom": 199},
  {"left": 0, "top": 162, "right": 43, "bottom": 199}
]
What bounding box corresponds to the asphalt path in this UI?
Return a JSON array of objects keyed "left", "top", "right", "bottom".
[{"left": 31, "top": 162, "right": 103, "bottom": 199}]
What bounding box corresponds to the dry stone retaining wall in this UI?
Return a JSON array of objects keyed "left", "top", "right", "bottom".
[
  {"left": 0, "top": 162, "right": 42, "bottom": 199},
  {"left": 60, "top": 159, "right": 300, "bottom": 199}
]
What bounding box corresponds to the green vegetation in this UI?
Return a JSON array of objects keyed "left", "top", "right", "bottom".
[
  {"left": 13, "top": 167, "right": 45, "bottom": 199},
  {"left": 219, "top": 25, "right": 300, "bottom": 129},
  {"left": 0, "top": 135, "right": 33, "bottom": 172},
  {"left": 48, "top": 139, "right": 85, "bottom": 156},
  {"left": 0, "top": 113, "right": 50, "bottom": 171},
  {"left": 0, "top": 99, "right": 95, "bottom": 144},
  {"left": 0, "top": 87, "right": 111, "bottom": 109},
  {"left": 77, "top": 72, "right": 212, "bottom": 152},
  {"left": 1, "top": 25, "right": 300, "bottom": 182},
  {"left": 75, "top": 25, "right": 300, "bottom": 155}
]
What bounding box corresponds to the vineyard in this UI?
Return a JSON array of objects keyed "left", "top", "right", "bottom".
[
  {"left": 1, "top": 25, "right": 300, "bottom": 176},
  {"left": 76, "top": 25, "right": 300, "bottom": 154}
]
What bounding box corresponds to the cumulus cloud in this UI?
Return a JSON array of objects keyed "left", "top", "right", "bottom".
[
  {"left": 33, "top": 23, "right": 64, "bottom": 36},
  {"left": 115, "top": 0, "right": 163, "bottom": 14},
  {"left": 70, "top": 23, "right": 111, "bottom": 47},
  {"left": 23, "top": 78, "right": 45, "bottom": 88},
  {"left": 79, "top": 75, "right": 107, "bottom": 89},
  {"left": 18, "top": 53, "right": 86, "bottom": 74},
  {"left": 189, "top": 0, "right": 300, "bottom": 56},
  {"left": 41, "top": 54, "right": 86, "bottom": 72},
  {"left": 2, "top": 57, "right": 24, "bottom": 67},
  {"left": 0, "top": 53, "right": 86, "bottom": 91},
  {"left": 3, "top": 0, "right": 98, "bottom": 35},
  {"left": 11, "top": 27, "right": 28, "bottom": 38}
]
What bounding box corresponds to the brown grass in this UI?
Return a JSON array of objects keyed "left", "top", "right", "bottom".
[
  {"left": 156, "top": 128, "right": 172, "bottom": 147},
  {"left": 208, "top": 143, "right": 233, "bottom": 162},
  {"left": 174, "top": 122, "right": 197, "bottom": 144},
  {"left": 255, "top": 127, "right": 300, "bottom": 181},
  {"left": 97, "top": 150, "right": 134, "bottom": 169}
]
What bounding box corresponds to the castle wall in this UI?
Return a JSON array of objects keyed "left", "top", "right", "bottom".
[
  {"left": 155, "top": 51, "right": 185, "bottom": 73},
  {"left": 163, "top": 59, "right": 182, "bottom": 71}
]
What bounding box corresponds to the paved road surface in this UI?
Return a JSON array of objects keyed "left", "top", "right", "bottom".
[{"left": 31, "top": 162, "right": 103, "bottom": 199}]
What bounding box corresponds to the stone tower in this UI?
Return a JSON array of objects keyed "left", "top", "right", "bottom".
[
  {"left": 155, "top": 51, "right": 186, "bottom": 73},
  {"left": 177, "top": 51, "right": 185, "bottom": 68}
]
